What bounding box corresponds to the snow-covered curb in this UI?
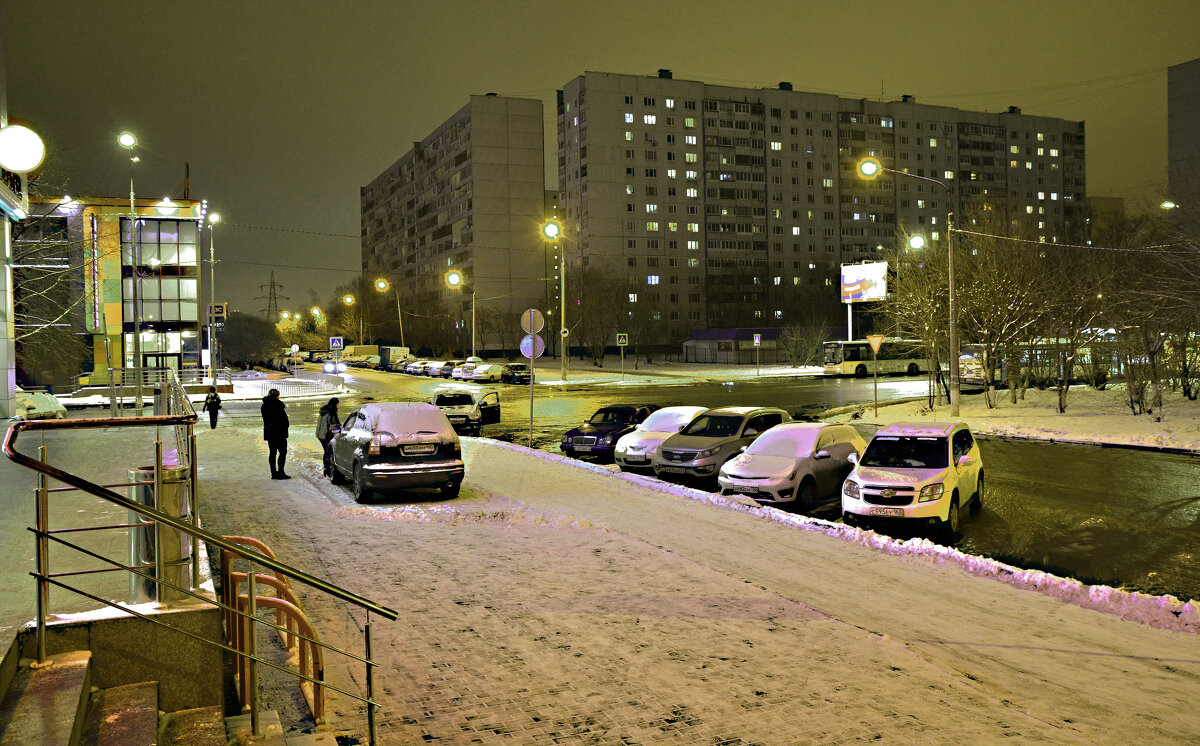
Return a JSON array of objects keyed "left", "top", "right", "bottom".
[{"left": 477, "top": 438, "right": 1200, "bottom": 635}]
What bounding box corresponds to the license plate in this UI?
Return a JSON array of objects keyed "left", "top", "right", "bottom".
[
  {"left": 868, "top": 507, "right": 904, "bottom": 517},
  {"left": 730, "top": 485, "right": 758, "bottom": 494},
  {"left": 575, "top": 445, "right": 592, "bottom": 451},
  {"left": 659, "top": 466, "right": 685, "bottom": 474},
  {"left": 624, "top": 456, "right": 648, "bottom": 464},
  {"left": 450, "top": 416, "right": 467, "bottom": 423},
  {"left": 404, "top": 444, "right": 436, "bottom": 455}
]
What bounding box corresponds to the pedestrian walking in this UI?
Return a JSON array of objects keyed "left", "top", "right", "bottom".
[
  {"left": 315, "top": 397, "right": 341, "bottom": 477},
  {"left": 261, "top": 388, "right": 291, "bottom": 479},
  {"left": 201, "top": 386, "right": 222, "bottom": 429}
]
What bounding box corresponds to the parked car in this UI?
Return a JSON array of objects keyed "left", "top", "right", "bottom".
[
  {"left": 323, "top": 360, "right": 348, "bottom": 374},
  {"left": 329, "top": 401, "right": 465, "bottom": 502},
  {"left": 405, "top": 359, "right": 430, "bottom": 375},
  {"left": 717, "top": 422, "right": 865, "bottom": 509},
  {"left": 471, "top": 364, "right": 502, "bottom": 382},
  {"left": 653, "top": 406, "right": 791, "bottom": 482},
  {"left": 841, "top": 421, "right": 984, "bottom": 540},
  {"left": 431, "top": 386, "right": 501, "bottom": 435},
  {"left": 561, "top": 404, "right": 660, "bottom": 461},
  {"left": 500, "top": 362, "right": 532, "bottom": 384},
  {"left": 438, "top": 360, "right": 464, "bottom": 378},
  {"left": 386, "top": 356, "right": 416, "bottom": 372},
  {"left": 362, "top": 355, "right": 383, "bottom": 370},
  {"left": 614, "top": 405, "right": 708, "bottom": 472},
  {"left": 422, "top": 361, "right": 446, "bottom": 376}
]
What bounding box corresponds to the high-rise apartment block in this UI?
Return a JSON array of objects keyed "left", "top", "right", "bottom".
[
  {"left": 361, "top": 95, "right": 546, "bottom": 350},
  {"left": 556, "top": 71, "right": 1086, "bottom": 339},
  {"left": 1168, "top": 57, "right": 1200, "bottom": 206}
]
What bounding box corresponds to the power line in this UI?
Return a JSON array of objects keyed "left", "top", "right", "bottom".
[{"left": 953, "top": 228, "right": 1197, "bottom": 254}]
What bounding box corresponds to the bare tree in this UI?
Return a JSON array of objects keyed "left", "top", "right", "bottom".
[
  {"left": 777, "top": 307, "right": 836, "bottom": 366},
  {"left": 569, "top": 268, "right": 624, "bottom": 365}
]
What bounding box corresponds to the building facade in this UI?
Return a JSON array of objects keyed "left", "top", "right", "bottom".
[
  {"left": 1167, "top": 57, "right": 1200, "bottom": 213},
  {"left": 556, "top": 71, "right": 1087, "bottom": 341},
  {"left": 361, "top": 94, "right": 546, "bottom": 354},
  {"left": 21, "top": 196, "right": 206, "bottom": 384}
]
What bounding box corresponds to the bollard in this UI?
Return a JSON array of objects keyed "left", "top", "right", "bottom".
[{"left": 128, "top": 462, "right": 193, "bottom": 604}]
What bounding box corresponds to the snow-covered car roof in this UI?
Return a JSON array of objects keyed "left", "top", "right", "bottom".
[
  {"left": 639, "top": 406, "right": 708, "bottom": 432},
  {"left": 359, "top": 401, "right": 454, "bottom": 436},
  {"left": 876, "top": 421, "right": 961, "bottom": 437},
  {"left": 745, "top": 422, "right": 824, "bottom": 457}
]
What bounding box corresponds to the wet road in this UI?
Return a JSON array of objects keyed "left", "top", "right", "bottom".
[{"left": 214, "top": 369, "right": 1200, "bottom": 603}]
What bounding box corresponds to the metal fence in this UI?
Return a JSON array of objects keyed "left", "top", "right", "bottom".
[{"left": 255, "top": 373, "right": 343, "bottom": 398}]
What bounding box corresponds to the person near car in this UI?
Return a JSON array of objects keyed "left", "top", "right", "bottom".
[
  {"left": 315, "top": 397, "right": 340, "bottom": 477},
  {"left": 200, "top": 386, "right": 222, "bottom": 430},
  {"left": 261, "top": 388, "right": 291, "bottom": 479}
]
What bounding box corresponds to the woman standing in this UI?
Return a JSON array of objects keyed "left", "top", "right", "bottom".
[
  {"left": 316, "top": 397, "right": 341, "bottom": 477},
  {"left": 201, "top": 386, "right": 222, "bottom": 429}
]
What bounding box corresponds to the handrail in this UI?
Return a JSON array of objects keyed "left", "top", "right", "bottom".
[{"left": 3, "top": 415, "right": 398, "bottom": 622}]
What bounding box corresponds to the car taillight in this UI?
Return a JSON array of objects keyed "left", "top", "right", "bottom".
[
  {"left": 452, "top": 441, "right": 461, "bottom": 457},
  {"left": 369, "top": 436, "right": 381, "bottom": 455}
]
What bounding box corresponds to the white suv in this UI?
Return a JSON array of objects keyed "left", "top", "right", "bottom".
[{"left": 841, "top": 421, "right": 983, "bottom": 540}]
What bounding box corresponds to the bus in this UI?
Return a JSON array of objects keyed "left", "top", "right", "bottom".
[{"left": 822, "top": 339, "right": 929, "bottom": 377}]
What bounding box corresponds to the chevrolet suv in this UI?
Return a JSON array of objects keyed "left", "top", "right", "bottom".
[
  {"left": 840, "top": 421, "right": 984, "bottom": 540},
  {"left": 653, "top": 406, "right": 790, "bottom": 482}
]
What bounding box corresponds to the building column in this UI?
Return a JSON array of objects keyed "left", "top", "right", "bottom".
[{"left": 1, "top": 216, "right": 16, "bottom": 419}]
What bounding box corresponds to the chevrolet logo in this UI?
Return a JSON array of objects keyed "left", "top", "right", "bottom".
[{"left": 880, "top": 489, "right": 896, "bottom": 498}]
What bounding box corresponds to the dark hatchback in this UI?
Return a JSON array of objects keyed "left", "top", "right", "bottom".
[{"left": 560, "top": 404, "right": 659, "bottom": 461}]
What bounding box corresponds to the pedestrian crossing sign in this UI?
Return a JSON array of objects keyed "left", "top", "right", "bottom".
[
  {"left": 330, "top": 337, "right": 344, "bottom": 350},
  {"left": 616, "top": 333, "right": 629, "bottom": 346}
]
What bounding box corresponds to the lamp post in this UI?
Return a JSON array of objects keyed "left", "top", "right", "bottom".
[
  {"left": 206, "top": 212, "right": 221, "bottom": 384},
  {"left": 342, "top": 294, "right": 360, "bottom": 343},
  {"left": 542, "top": 220, "right": 564, "bottom": 382},
  {"left": 858, "top": 157, "right": 959, "bottom": 416},
  {"left": 119, "top": 131, "right": 145, "bottom": 410},
  {"left": 445, "top": 270, "right": 475, "bottom": 357},
  {"left": 374, "top": 278, "right": 404, "bottom": 347}
]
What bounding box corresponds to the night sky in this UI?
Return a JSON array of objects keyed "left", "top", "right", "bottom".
[{"left": 3, "top": 1, "right": 1198, "bottom": 316}]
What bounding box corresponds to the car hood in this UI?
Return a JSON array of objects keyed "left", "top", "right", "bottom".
[
  {"left": 616, "top": 430, "right": 672, "bottom": 452},
  {"left": 661, "top": 434, "right": 733, "bottom": 451},
  {"left": 720, "top": 453, "right": 795, "bottom": 480},
  {"left": 851, "top": 464, "right": 950, "bottom": 487},
  {"left": 566, "top": 423, "right": 631, "bottom": 438}
]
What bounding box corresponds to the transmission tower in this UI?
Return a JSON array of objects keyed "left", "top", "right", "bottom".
[{"left": 256, "top": 271, "right": 289, "bottom": 320}]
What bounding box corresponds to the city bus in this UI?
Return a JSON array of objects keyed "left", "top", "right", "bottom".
[{"left": 822, "top": 339, "right": 929, "bottom": 377}]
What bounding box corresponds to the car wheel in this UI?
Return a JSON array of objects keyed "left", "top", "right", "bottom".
[
  {"left": 795, "top": 478, "right": 816, "bottom": 510},
  {"left": 352, "top": 463, "right": 368, "bottom": 503},
  {"left": 842, "top": 512, "right": 858, "bottom": 528},
  {"left": 330, "top": 463, "right": 346, "bottom": 485},
  {"left": 855, "top": 364, "right": 868, "bottom": 378},
  {"left": 441, "top": 482, "right": 461, "bottom": 498},
  {"left": 970, "top": 473, "right": 984, "bottom": 514},
  {"left": 941, "top": 497, "right": 960, "bottom": 542}
]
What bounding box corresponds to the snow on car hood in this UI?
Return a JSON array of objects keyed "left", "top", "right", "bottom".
[
  {"left": 721, "top": 453, "right": 795, "bottom": 480},
  {"left": 662, "top": 433, "right": 733, "bottom": 451},
  {"left": 615, "top": 430, "right": 671, "bottom": 453},
  {"left": 851, "top": 464, "right": 949, "bottom": 487}
]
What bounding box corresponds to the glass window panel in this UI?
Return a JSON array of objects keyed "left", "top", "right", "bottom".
[
  {"left": 158, "top": 242, "right": 179, "bottom": 265},
  {"left": 179, "top": 278, "right": 198, "bottom": 299},
  {"left": 160, "top": 278, "right": 179, "bottom": 300},
  {"left": 158, "top": 221, "right": 179, "bottom": 244},
  {"left": 142, "top": 300, "right": 159, "bottom": 321},
  {"left": 177, "top": 241, "right": 197, "bottom": 266},
  {"left": 138, "top": 220, "right": 159, "bottom": 244},
  {"left": 179, "top": 221, "right": 198, "bottom": 244},
  {"left": 181, "top": 303, "right": 198, "bottom": 321},
  {"left": 137, "top": 242, "right": 159, "bottom": 265},
  {"left": 142, "top": 279, "right": 160, "bottom": 300},
  {"left": 159, "top": 300, "right": 180, "bottom": 321},
  {"left": 123, "top": 302, "right": 134, "bottom": 323},
  {"left": 122, "top": 278, "right": 134, "bottom": 301}
]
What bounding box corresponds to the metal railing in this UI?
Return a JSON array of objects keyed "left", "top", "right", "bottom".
[{"left": 3, "top": 372, "right": 396, "bottom": 744}]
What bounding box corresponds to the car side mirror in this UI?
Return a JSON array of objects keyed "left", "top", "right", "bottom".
[
  {"left": 744, "top": 429, "right": 757, "bottom": 437},
  {"left": 814, "top": 450, "right": 831, "bottom": 460},
  {"left": 738, "top": 445, "right": 747, "bottom": 453},
  {"left": 847, "top": 452, "right": 858, "bottom": 465},
  {"left": 957, "top": 454, "right": 974, "bottom": 468}
]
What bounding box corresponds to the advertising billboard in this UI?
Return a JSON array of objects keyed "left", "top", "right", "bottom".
[{"left": 840, "top": 261, "right": 888, "bottom": 303}]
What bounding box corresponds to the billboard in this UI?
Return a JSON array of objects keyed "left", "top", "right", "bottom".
[{"left": 840, "top": 261, "right": 888, "bottom": 303}]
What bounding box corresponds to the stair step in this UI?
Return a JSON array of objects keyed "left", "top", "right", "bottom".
[
  {"left": 226, "top": 710, "right": 287, "bottom": 745},
  {"left": 159, "top": 704, "right": 226, "bottom": 745},
  {"left": 81, "top": 681, "right": 159, "bottom": 746},
  {"left": 0, "top": 651, "right": 92, "bottom": 746}
]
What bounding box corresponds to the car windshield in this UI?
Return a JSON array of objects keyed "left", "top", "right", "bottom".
[
  {"left": 746, "top": 429, "right": 817, "bottom": 458},
  {"left": 681, "top": 414, "right": 743, "bottom": 438},
  {"left": 640, "top": 408, "right": 699, "bottom": 432},
  {"left": 434, "top": 393, "right": 474, "bottom": 406},
  {"left": 860, "top": 436, "right": 948, "bottom": 469},
  {"left": 589, "top": 409, "right": 634, "bottom": 425},
  {"left": 508, "top": 364, "right": 527, "bottom": 372}
]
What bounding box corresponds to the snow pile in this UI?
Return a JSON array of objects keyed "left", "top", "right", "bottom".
[{"left": 475, "top": 438, "right": 1200, "bottom": 635}]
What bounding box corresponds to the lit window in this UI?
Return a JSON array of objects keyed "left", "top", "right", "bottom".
[
  {"left": 667, "top": 169, "right": 676, "bottom": 178},
  {"left": 626, "top": 185, "right": 634, "bottom": 195},
  {"left": 687, "top": 222, "right": 699, "bottom": 232},
  {"left": 1010, "top": 145, "right": 1019, "bottom": 154},
  {"left": 1050, "top": 148, "right": 1059, "bottom": 157},
  {"left": 685, "top": 135, "right": 697, "bottom": 145},
  {"left": 931, "top": 231, "right": 939, "bottom": 240},
  {"left": 646, "top": 204, "right": 658, "bottom": 213},
  {"left": 1037, "top": 148, "right": 1044, "bottom": 156},
  {"left": 822, "top": 178, "right": 833, "bottom": 188},
  {"left": 770, "top": 141, "right": 782, "bottom": 151},
  {"left": 1051, "top": 192, "right": 1058, "bottom": 201},
  {"left": 646, "top": 221, "right": 659, "bottom": 231},
  {"left": 1025, "top": 162, "right": 1032, "bottom": 170},
  {"left": 917, "top": 199, "right": 925, "bottom": 209},
  {"left": 773, "top": 276, "right": 781, "bottom": 286},
  {"left": 687, "top": 241, "right": 699, "bottom": 251},
  {"left": 666, "top": 98, "right": 675, "bottom": 109},
  {"left": 687, "top": 257, "right": 698, "bottom": 267},
  {"left": 668, "top": 222, "right": 677, "bottom": 231},
  {"left": 808, "top": 263, "right": 816, "bottom": 269},
  {"left": 685, "top": 153, "right": 697, "bottom": 163},
  {"left": 1026, "top": 205, "right": 1034, "bottom": 214},
  {"left": 686, "top": 188, "right": 698, "bottom": 198},
  {"left": 684, "top": 117, "right": 695, "bottom": 128},
  {"left": 1038, "top": 192, "right": 1045, "bottom": 200},
  {"left": 1037, "top": 132, "right": 1044, "bottom": 141},
  {"left": 686, "top": 170, "right": 698, "bottom": 179},
  {"left": 647, "top": 275, "right": 660, "bottom": 285},
  {"left": 929, "top": 138, "right": 937, "bottom": 147},
  {"left": 625, "top": 131, "right": 633, "bottom": 141},
  {"left": 644, "top": 114, "right": 656, "bottom": 125},
  {"left": 792, "top": 227, "right": 800, "bottom": 235},
  {"left": 625, "top": 113, "right": 634, "bottom": 123},
  {"left": 629, "top": 293, "right": 638, "bottom": 302},
  {"left": 1010, "top": 160, "right": 1019, "bottom": 168}
]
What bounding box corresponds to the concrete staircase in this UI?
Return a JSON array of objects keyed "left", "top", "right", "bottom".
[{"left": 0, "top": 650, "right": 337, "bottom": 745}]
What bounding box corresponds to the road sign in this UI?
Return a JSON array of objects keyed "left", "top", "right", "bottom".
[
  {"left": 520, "top": 333, "right": 545, "bottom": 359},
  {"left": 290, "top": 344, "right": 299, "bottom": 353},
  {"left": 866, "top": 334, "right": 885, "bottom": 354},
  {"left": 208, "top": 302, "right": 227, "bottom": 320},
  {"left": 330, "top": 336, "right": 344, "bottom": 350},
  {"left": 753, "top": 333, "right": 762, "bottom": 347},
  {"left": 616, "top": 333, "right": 629, "bottom": 346},
  {"left": 560, "top": 328, "right": 569, "bottom": 338},
  {"left": 521, "top": 308, "right": 545, "bottom": 334}
]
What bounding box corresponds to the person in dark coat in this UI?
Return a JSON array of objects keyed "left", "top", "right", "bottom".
[
  {"left": 315, "top": 397, "right": 340, "bottom": 477},
  {"left": 201, "top": 386, "right": 222, "bottom": 429},
  {"left": 261, "top": 388, "right": 290, "bottom": 479}
]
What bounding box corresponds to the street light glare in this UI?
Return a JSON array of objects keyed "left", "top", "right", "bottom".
[
  {"left": 375, "top": 279, "right": 389, "bottom": 291},
  {"left": 857, "top": 157, "right": 882, "bottom": 180},
  {"left": 118, "top": 131, "right": 137, "bottom": 148},
  {"left": 311, "top": 307, "right": 321, "bottom": 316},
  {"left": 542, "top": 220, "right": 561, "bottom": 240},
  {"left": 446, "top": 270, "right": 464, "bottom": 287},
  {"left": 208, "top": 212, "right": 221, "bottom": 224},
  {"left": 343, "top": 294, "right": 355, "bottom": 305},
  {"left": 908, "top": 235, "right": 926, "bottom": 250},
  {"left": 0, "top": 124, "right": 47, "bottom": 173},
  {"left": 1161, "top": 200, "right": 1178, "bottom": 210}
]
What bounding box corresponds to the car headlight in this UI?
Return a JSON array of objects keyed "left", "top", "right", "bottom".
[
  {"left": 599, "top": 434, "right": 612, "bottom": 445},
  {"left": 323, "top": 362, "right": 334, "bottom": 373},
  {"left": 843, "top": 480, "right": 860, "bottom": 499},
  {"left": 562, "top": 434, "right": 571, "bottom": 443},
  {"left": 696, "top": 446, "right": 721, "bottom": 459},
  {"left": 918, "top": 483, "right": 945, "bottom": 502},
  {"left": 336, "top": 362, "right": 348, "bottom": 372}
]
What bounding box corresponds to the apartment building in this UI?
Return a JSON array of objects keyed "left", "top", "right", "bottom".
[
  {"left": 1167, "top": 57, "right": 1200, "bottom": 209},
  {"left": 361, "top": 94, "right": 546, "bottom": 353},
  {"left": 557, "top": 70, "right": 1087, "bottom": 340}
]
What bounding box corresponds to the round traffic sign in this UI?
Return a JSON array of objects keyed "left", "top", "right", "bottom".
[
  {"left": 290, "top": 344, "right": 300, "bottom": 353},
  {"left": 520, "top": 333, "right": 546, "bottom": 359},
  {"left": 560, "top": 328, "right": 569, "bottom": 338},
  {"left": 521, "top": 308, "right": 545, "bottom": 334}
]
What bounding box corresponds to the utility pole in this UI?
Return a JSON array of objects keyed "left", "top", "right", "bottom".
[{"left": 255, "top": 271, "right": 288, "bottom": 321}]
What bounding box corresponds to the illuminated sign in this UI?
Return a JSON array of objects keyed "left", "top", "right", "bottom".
[{"left": 840, "top": 261, "right": 888, "bottom": 303}]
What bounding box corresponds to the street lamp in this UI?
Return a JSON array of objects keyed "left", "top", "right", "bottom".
[
  {"left": 206, "top": 211, "right": 221, "bottom": 384},
  {"left": 119, "top": 131, "right": 145, "bottom": 410},
  {"left": 858, "top": 156, "right": 960, "bottom": 416},
  {"left": 374, "top": 278, "right": 404, "bottom": 347},
  {"left": 445, "top": 270, "right": 475, "bottom": 357},
  {"left": 542, "top": 220, "right": 565, "bottom": 382},
  {"left": 343, "top": 293, "right": 361, "bottom": 343}
]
